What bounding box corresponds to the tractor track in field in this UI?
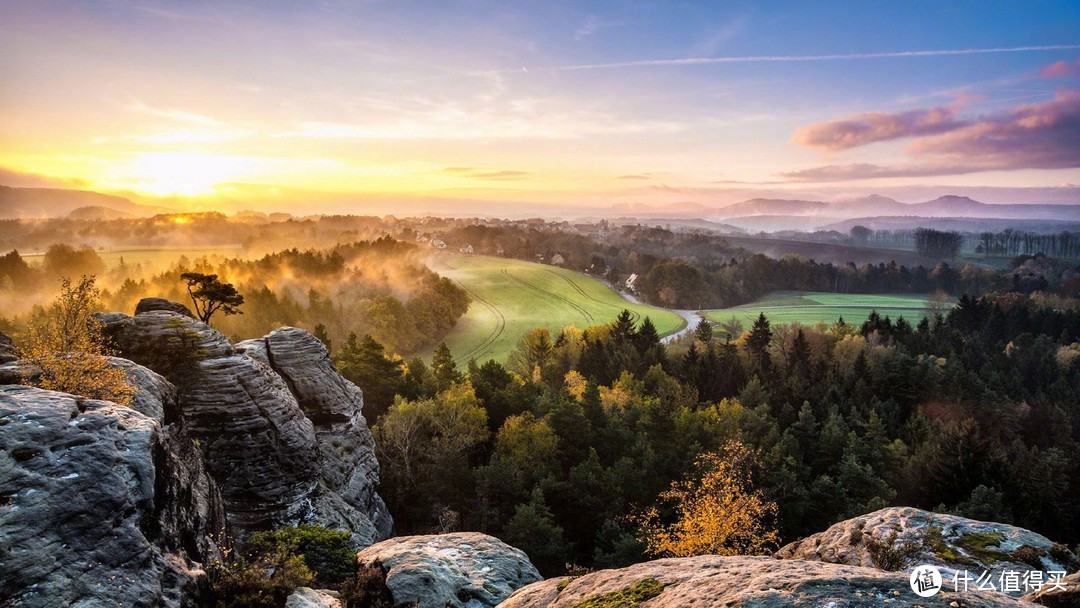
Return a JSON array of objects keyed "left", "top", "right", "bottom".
[
  {"left": 541, "top": 268, "right": 641, "bottom": 323},
  {"left": 500, "top": 269, "right": 595, "bottom": 324},
  {"left": 451, "top": 279, "right": 506, "bottom": 363}
]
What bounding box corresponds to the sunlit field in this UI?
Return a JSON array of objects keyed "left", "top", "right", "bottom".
[
  {"left": 702, "top": 291, "right": 945, "bottom": 335},
  {"left": 429, "top": 254, "right": 686, "bottom": 363}
]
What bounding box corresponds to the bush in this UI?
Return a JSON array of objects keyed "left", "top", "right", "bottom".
[
  {"left": 206, "top": 553, "right": 312, "bottom": 608},
  {"left": 338, "top": 564, "right": 396, "bottom": 608},
  {"left": 247, "top": 525, "right": 356, "bottom": 586},
  {"left": 208, "top": 525, "right": 355, "bottom": 607}
]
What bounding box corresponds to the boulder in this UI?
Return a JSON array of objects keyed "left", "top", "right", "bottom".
[
  {"left": 1024, "top": 571, "right": 1080, "bottom": 607},
  {"left": 775, "top": 507, "right": 1079, "bottom": 597},
  {"left": 135, "top": 297, "right": 197, "bottom": 319},
  {"left": 285, "top": 587, "right": 343, "bottom": 608},
  {"left": 97, "top": 307, "right": 391, "bottom": 546},
  {"left": 498, "top": 555, "right": 1037, "bottom": 608},
  {"left": 355, "top": 532, "right": 542, "bottom": 608},
  {"left": 0, "top": 384, "right": 224, "bottom": 608}
]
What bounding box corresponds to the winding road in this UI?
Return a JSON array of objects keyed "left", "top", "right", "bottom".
[{"left": 607, "top": 285, "right": 704, "bottom": 344}]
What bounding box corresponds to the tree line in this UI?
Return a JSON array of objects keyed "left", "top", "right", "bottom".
[{"left": 335, "top": 290, "right": 1080, "bottom": 575}]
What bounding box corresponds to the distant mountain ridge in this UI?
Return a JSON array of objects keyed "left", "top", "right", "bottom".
[
  {"left": 0, "top": 185, "right": 167, "bottom": 218},
  {"left": 712, "top": 194, "right": 1080, "bottom": 223}
]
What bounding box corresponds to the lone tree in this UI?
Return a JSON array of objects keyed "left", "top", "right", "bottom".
[
  {"left": 180, "top": 272, "right": 244, "bottom": 324},
  {"left": 634, "top": 440, "right": 778, "bottom": 557},
  {"left": 20, "top": 276, "right": 136, "bottom": 405}
]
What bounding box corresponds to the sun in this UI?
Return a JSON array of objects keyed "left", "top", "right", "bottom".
[{"left": 112, "top": 152, "right": 253, "bottom": 197}]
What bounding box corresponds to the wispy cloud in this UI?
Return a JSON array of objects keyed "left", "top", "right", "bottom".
[
  {"left": 511, "top": 44, "right": 1080, "bottom": 73},
  {"left": 694, "top": 17, "right": 746, "bottom": 56},
  {"left": 575, "top": 15, "right": 623, "bottom": 40},
  {"left": 792, "top": 106, "right": 964, "bottom": 151},
  {"left": 783, "top": 89, "right": 1080, "bottom": 181},
  {"left": 126, "top": 100, "right": 221, "bottom": 127},
  {"left": 617, "top": 174, "right": 652, "bottom": 180},
  {"left": 1040, "top": 58, "right": 1080, "bottom": 79},
  {"left": 440, "top": 167, "right": 530, "bottom": 180}
]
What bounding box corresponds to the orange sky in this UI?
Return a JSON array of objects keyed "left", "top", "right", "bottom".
[{"left": 2, "top": 1, "right": 1079, "bottom": 212}]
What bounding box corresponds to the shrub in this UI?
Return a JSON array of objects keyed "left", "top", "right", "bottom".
[
  {"left": 246, "top": 525, "right": 356, "bottom": 586},
  {"left": 338, "top": 564, "right": 396, "bottom": 608}
]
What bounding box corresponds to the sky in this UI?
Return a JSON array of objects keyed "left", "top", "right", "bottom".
[{"left": 2, "top": 0, "right": 1080, "bottom": 213}]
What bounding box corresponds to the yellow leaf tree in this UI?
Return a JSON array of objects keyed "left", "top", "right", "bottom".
[
  {"left": 635, "top": 441, "right": 779, "bottom": 557},
  {"left": 19, "top": 276, "right": 136, "bottom": 405}
]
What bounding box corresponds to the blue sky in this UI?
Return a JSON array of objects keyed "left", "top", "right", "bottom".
[{"left": 1, "top": 0, "right": 1078, "bottom": 208}]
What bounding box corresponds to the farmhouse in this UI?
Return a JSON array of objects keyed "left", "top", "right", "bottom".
[
  {"left": 550, "top": 253, "right": 565, "bottom": 266},
  {"left": 626, "top": 273, "right": 638, "bottom": 289},
  {"left": 431, "top": 239, "right": 447, "bottom": 249}
]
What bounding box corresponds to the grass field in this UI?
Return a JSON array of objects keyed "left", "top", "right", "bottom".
[
  {"left": 702, "top": 291, "right": 943, "bottom": 333},
  {"left": 429, "top": 254, "right": 686, "bottom": 364},
  {"left": 22, "top": 245, "right": 246, "bottom": 269}
]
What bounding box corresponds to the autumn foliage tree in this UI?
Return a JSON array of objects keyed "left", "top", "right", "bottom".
[
  {"left": 180, "top": 272, "right": 245, "bottom": 324},
  {"left": 635, "top": 441, "right": 779, "bottom": 557},
  {"left": 20, "top": 276, "right": 136, "bottom": 405}
]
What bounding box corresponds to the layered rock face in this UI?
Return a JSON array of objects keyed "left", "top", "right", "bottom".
[
  {"left": 98, "top": 302, "right": 391, "bottom": 545},
  {"left": 355, "top": 532, "right": 542, "bottom": 608},
  {"left": 499, "top": 555, "right": 1035, "bottom": 608},
  {"left": 775, "top": 507, "right": 1079, "bottom": 596},
  {"left": 0, "top": 383, "right": 224, "bottom": 608}
]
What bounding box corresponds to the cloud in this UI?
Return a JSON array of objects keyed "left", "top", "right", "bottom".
[
  {"left": 506, "top": 44, "right": 1080, "bottom": 73},
  {"left": 126, "top": 100, "right": 221, "bottom": 127},
  {"left": 782, "top": 89, "right": 1080, "bottom": 182},
  {"left": 617, "top": 174, "right": 651, "bottom": 180},
  {"left": 1040, "top": 59, "right": 1080, "bottom": 79},
  {"left": 792, "top": 106, "right": 964, "bottom": 151},
  {"left": 575, "top": 15, "right": 623, "bottom": 40},
  {"left": 694, "top": 17, "right": 747, "bottom": 56},
  {"left": 440, "top": 167, "right": 530, "bottom": 180}
]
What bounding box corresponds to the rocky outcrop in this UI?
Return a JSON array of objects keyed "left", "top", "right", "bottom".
[
  {"left": 0, "top": 384, "right": 224, "bottom": 608},
  {"left": 1024, "top": 571, "right": 1080, "bottom": 607},
  {"left": 499, "top": 555, "right": 1036, "bottom": 608},
  {"left": 355, "top": 533, "right": 542, "bottom": 608},
  {"left": 775, "top": 507, "right": 1079, "bottom": 596},
  {"left": 136, "top": 297, "right": 197, "bottom": 319},
  {"left": 97, "top": 304, "right": 391, "bottom": 545},
  {"left": 285, "top": 587, "right": 343, "bottom": 608},
  {"left": 0, "top": 331, "right": 16, "bottom": 364}
]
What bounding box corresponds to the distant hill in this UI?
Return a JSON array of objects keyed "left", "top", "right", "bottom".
[
  {"left": 710, "top": 194, "right": 1080, "bottom": 230},
  {"left": 67, "top": 206, "right": 134, "bottom": 220},
  {"left": 821, "top": 216, "right": 1080, "bottom": 234},
  {"left": 0, "top": 185, "right": 167, "bottom": 218}
]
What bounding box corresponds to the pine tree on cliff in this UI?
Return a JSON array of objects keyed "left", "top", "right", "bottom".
[{"left": 180, "top": 272, "right": 244, "bottom": 325}]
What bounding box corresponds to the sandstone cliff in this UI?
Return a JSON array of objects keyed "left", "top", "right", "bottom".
[
  {"left": 0, "top": 383, "right": 224, "bottom": 607},
  {"left": 97, "top": 300, "right": 392, "bottom": 546}
]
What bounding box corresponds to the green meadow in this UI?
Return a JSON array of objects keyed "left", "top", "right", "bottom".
[
  {"left": 702, "top": 291, "right": 942, "bottom": 334},
  {"left": 429, "top": 254, "right": 686, "bottom": 363}
]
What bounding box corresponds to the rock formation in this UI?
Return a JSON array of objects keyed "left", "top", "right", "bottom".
[
  {"left": 775, "top": 507, "right": 1079, "bottom": 596},
  {"left": 0, "top": 331, "right": 16, "bottom": 364},
  {"left": 97, "top": 301, "right": 391, "bottom": 545},
  {"left": 0, "top": 384, "right": 224, "bottom": 608},
  {"left": 499, "top": 555, "right": 1036, "bottom": 608},
  {"left": 355, "top": 532, "right": 542, "bottom": 608},
  {"left": 1024, "top": 571, "right": 1080, "bottom": 607},
  {"left": 285, "top": 587, "right": 343, "bottom": 608}
]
